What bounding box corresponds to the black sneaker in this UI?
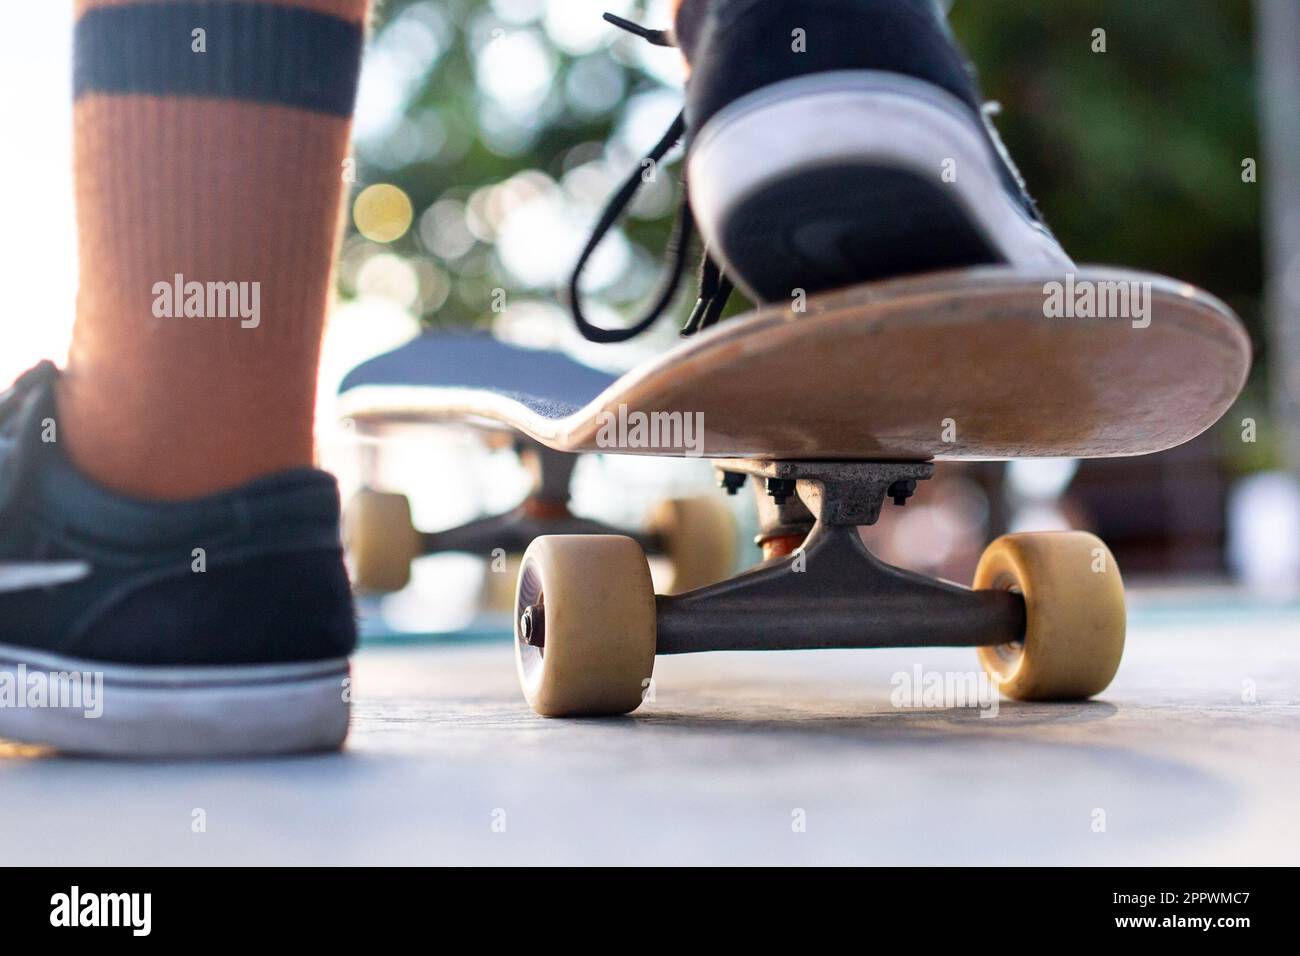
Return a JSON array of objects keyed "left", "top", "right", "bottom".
[
  {"left": 569, "top": 0, "right": 1072, "bottom": 341},
  {"left": 0, "top": 363, "right": 355, "bottom": 757}
]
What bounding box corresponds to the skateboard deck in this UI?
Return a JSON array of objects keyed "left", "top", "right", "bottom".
[
  {"left": 339, "top": 267, "right": 1250, "bottom": 461},
  {"left": 340, "top": 332, "right": 617, "bottom": 424}
]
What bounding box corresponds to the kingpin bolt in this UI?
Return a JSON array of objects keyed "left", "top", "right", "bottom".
[{"left": 717, "top": 470, "right": 747, "bottom": 496}]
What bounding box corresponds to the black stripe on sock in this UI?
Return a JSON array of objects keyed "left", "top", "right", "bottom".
[{"left": 74, "top": 1, "right": 363, "bottom": 117}]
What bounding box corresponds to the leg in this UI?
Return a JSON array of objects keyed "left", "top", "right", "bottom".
[
  {"left": 0, "top": 0, "right": 370, "bottom": 756},
  {"left": 61, "top": 0, "right": 368, "bottom": 499}
]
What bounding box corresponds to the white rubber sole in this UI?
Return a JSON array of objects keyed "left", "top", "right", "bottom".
[
  {"left": 687, "top": 71, "right": 1074, "bottom": 278},
  {"left": 0, "top": 643, "right": 350, "bottom": 758}
]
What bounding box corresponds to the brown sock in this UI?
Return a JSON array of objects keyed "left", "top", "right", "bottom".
[{"left": 60, "top": 0, "right": 369, "bottom": 500}]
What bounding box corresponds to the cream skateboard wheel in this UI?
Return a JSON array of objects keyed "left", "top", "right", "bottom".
[
  {"left": 480, "top": 553, "right": 523, "bottom": 612},
  {"left": 514, "top": 535, "right": 656, "bottom": 717},
  {"left": 974, "top": 531, "right": 1125, "bottom": 700},
  {"left": 343, "top": 488, "right": 421, "bottom": 593},
  {"left": 647, "top": 496, "right": 737, "bottom": 594}
]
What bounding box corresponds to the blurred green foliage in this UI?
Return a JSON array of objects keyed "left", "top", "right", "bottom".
[
  {"left": 951, "top": 0, "right": 1260, "bottom": 319},
  {"left": 951, "top": 0, "right": 1266, "bottom": 469}
]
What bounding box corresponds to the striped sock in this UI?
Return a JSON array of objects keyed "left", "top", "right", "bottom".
[{"left": 59, "top": 0, "right": 369, "bottom": 500}]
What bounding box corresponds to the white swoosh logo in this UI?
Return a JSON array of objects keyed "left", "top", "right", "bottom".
[{"left": 0, "top": 561, "right": 93, "bottom": 592}]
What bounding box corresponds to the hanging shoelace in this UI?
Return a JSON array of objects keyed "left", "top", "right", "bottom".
[{"left": 567, "top": 13, "right": 736, "bottom": 344}]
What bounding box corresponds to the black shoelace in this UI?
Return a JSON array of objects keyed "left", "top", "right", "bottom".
[{"left": 567, "top": 13, "right": 736, "bottom": 344}]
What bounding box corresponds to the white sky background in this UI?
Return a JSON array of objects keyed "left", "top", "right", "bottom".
[{"left": 0, "top": 3, "right": 77, "bottom": 386}]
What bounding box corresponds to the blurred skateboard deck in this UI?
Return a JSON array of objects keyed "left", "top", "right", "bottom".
[{"left": 338, "top": 267, "right": 1250, "bottom": 461}]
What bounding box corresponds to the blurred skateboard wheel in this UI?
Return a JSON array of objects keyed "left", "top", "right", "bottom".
[
  {"left": 344, "top": 488, "right": 421, "bottom": 593},
  {"left": 480, "top": 553, "right": 523, "bottom": 612},
  {"left": 648, "top": 496, "right": 737, "bottom": 594}
]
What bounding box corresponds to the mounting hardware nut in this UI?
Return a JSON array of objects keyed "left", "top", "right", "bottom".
[
  {"left": 717, "top": 470, "right": 747, "bottom": 496},
  {"left": 887, "top": 479, "right": 918, "bottom": 507},
  {"left": 765, "top": 477, "right": 797, "bottom": 504}
]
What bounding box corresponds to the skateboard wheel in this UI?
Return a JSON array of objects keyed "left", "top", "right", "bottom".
[
  {"left": 480, "top": 553, "right": 524, "bottom": 613},
  {"left": 343, "top": 489, "right": 421, "bottom": 593},
  {"left": 648, "top": 496, "right": 737, "bottom": 594},
  {"left": 973, "top": 532, "right": 1125, "bottom": 701},
  {"left": 514, "top": 535, "right": 656, "bottom": 717}
]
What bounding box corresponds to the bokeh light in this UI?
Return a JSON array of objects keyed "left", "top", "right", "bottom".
[{"left": 354, "top": 184, "right": 416, "bottom": 243}]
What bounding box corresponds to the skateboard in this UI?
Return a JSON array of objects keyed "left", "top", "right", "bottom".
[
  {"left": 338, "top": 333, "right": 737, "bottom": 602},
  {"left": 339, "top": 266, "right": 1251, "bottom": 717}
]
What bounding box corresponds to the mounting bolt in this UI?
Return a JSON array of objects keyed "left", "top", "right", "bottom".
[
  {"left": 765, "top": 477, "right": 797, "bottom": 504},
  {"left": 717, "top": 470, "right": 746, "bottom": 496},
  {"left": 519, "top": 604, "right": 545, "bottom": 649},
  {"left": 887, "top": 479, "right": 917, "bottom": 507}
]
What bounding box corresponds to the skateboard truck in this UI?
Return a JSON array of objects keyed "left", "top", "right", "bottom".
[
  {"left": 518, "top": 460, "right": 1027, "bottom": 659},
  {"left": 345, "top": 433, "right": 737, "bottom": 597},
  {"left": 649, "top": 460, "right": 1026, "bottom": 654},
  {"left": 513, "top": 454, "right": 1129, "bottom": 717},
  {"left": 419, "top": 439, "right": 659, "bottom": 555},
  {"left": 738, "top": 460, "right": 925, "bottom": 553}
]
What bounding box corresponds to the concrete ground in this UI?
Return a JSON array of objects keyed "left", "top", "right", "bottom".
[{"left": 1, "top": 590, "right": 1297, "bottom": 866}]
